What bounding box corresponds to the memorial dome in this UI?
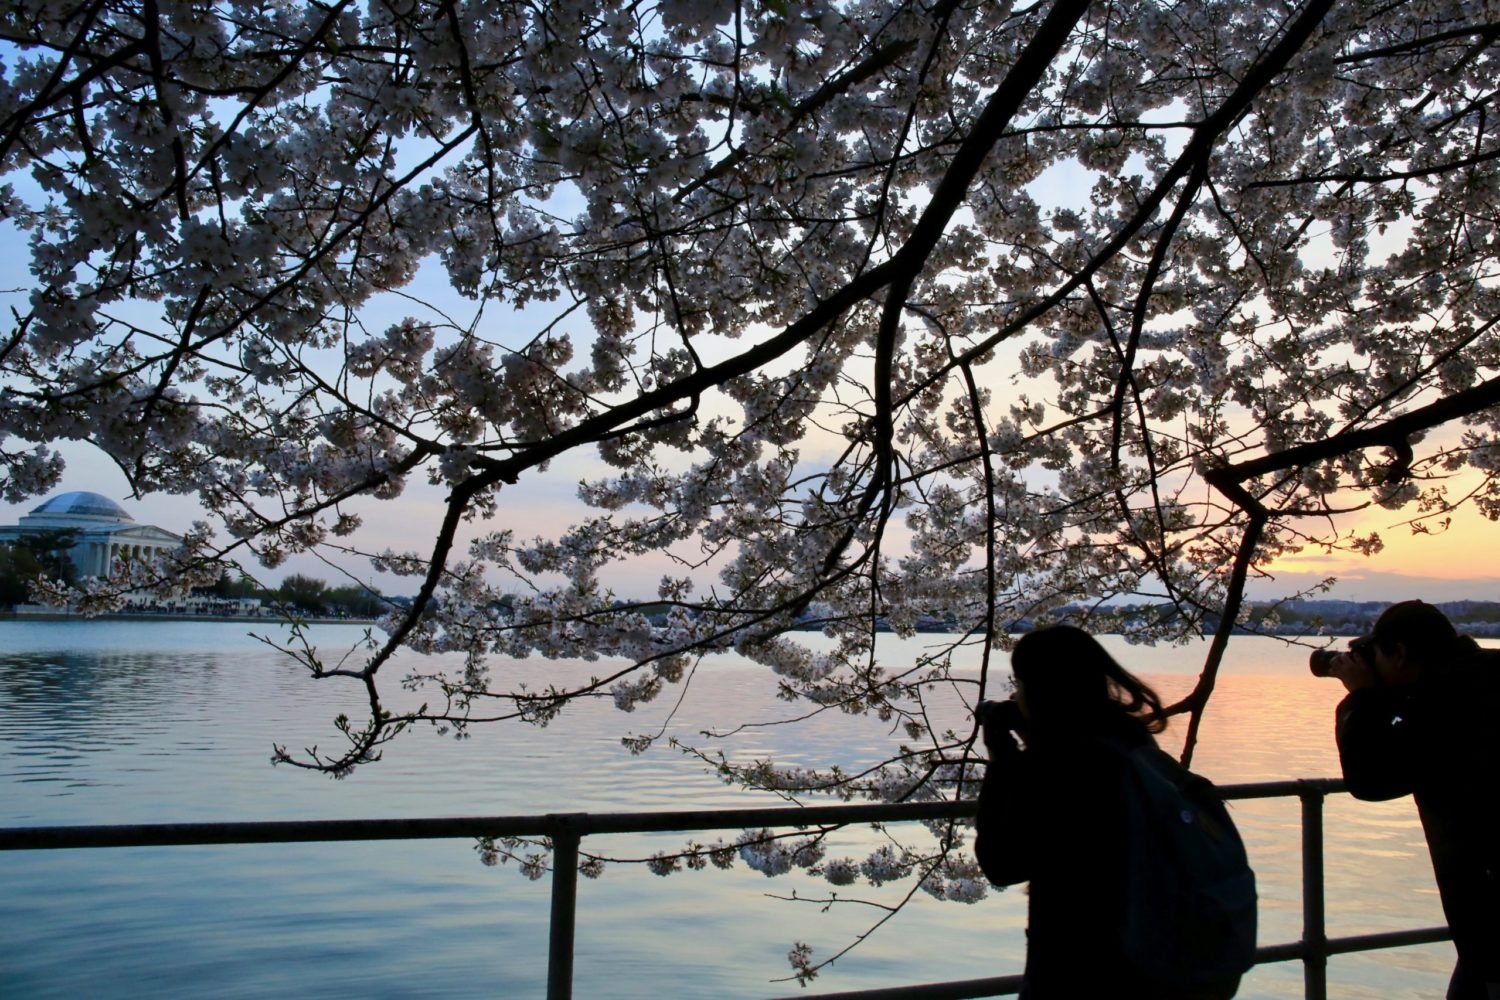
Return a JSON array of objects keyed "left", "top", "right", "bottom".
[
  {"left": 26, "top": 491, "right": 135, "bottom": 525},
  {"left": 2, "top": 490, "right": 181, "bottom": 585}
]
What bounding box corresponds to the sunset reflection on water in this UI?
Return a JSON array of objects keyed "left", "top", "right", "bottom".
[{"left": 0, "top": 622, "right": 1473, "bottom": 999}]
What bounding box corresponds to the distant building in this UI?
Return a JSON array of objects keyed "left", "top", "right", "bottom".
[{"left": 0, "top": 490, "right": 183, "bottom": 578}]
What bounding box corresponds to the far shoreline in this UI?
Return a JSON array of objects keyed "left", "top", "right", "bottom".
[
  {"left": 0, "top": 613, "right": 1417, "bottom": 638},
  {"left": 0, "top": 610, "right": 380, "bottom": 626}
]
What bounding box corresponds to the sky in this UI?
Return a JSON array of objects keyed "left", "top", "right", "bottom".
[
  {"left": 3, "top": 216, "right": 1495, "bottom": 605},
  {"left": 3, "top": 61, "right": 1497, "bottom": 610},
  {"left": 4, "top": 434, "right": 1498, "bottom": 605},
  {"left": 0, "top": 437, "right": 597, "bottom": 596},
  {"left": 1253, "top": 482, "right": 1500, "bottom": 604}
]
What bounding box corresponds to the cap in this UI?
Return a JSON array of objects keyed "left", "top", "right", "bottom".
[{"left": 1369, "top": 600, "right": 1457, "bottom": 656}]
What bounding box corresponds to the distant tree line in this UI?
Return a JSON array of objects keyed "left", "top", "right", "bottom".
[
  {"left": 1243, "top": 599, "right": 1500, "bottom": 634},
  {"left": 196, "top": 571, "right": 391, "bottom": 619},
  {"left": 0, "top": 544, "right": 388, "bottom": 617}
]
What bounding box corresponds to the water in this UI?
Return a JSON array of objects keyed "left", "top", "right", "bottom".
[{"left": 0, "top": 621, "right": 1463, "bottom": 998}]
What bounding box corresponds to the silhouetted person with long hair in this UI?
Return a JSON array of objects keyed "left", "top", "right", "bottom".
[
  {"left": 973, "top": 625, "right": 1243, "bottom": 999},
  {"left": 1324, "top": 600, "right": 1500, "bottom": 1000}
]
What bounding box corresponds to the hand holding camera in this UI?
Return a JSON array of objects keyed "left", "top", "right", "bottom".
[{"left": 1308, "top": 636, "right": 1378, "bottom": 690}]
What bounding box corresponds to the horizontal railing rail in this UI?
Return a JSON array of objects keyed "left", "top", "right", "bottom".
[
  {"left": 0, "top": 799, "right": 972, "bottom": 850},
  {"left": 0, "top": 778, "right": 1450, "bottom": 1000}
]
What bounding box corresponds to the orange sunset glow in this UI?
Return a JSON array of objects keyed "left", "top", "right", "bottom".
[{"left": 1263, "top": 488, "right": 1500, "bottom": 592}]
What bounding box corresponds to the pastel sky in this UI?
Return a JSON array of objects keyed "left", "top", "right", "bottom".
[
  {"left": 3, "top": 118, "right": 1495, "bottom": 607},
  {"left": 4, "top": 435, "right": 1498, "bottom": 605}
]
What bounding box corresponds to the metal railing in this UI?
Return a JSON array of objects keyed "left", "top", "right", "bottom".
[{"left": 0, "top": 778, "right": 1450, "bottom": 1000}]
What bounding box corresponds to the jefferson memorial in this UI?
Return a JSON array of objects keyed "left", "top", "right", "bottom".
[{"left": 0, "top": 490, "right": 183, "bottom": 577}]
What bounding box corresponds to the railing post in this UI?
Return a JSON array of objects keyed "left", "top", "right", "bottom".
[
  {"left": 1300, "top": 785, "right": 1328, "bottom": 1000},
  {"left": 547, "top": 814, "right": 583, "bottom": 1000}
]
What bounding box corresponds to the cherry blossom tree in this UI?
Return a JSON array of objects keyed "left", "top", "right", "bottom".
[{"left": 4, "top": 0, "right": 1500, "bottom": 980}]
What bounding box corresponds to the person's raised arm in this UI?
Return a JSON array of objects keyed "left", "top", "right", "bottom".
[
  {"left": 974, "top": 702, "right": 1034, "bottom": 886},
  {"left": 1332, "top": 652, "right": 1418, "bottom": 801}
]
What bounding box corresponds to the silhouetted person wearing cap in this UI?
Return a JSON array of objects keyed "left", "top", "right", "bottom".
[{"left": 1325, "top": 600, "right": 1499, "bottom": 1000}]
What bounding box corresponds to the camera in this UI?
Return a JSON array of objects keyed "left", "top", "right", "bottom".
[
  {"left": 1309, "top": 636, "right": 1374, "bottom": 677},
  {"left": 975, "top": 698, "right": 1025, "bottom": 732}
]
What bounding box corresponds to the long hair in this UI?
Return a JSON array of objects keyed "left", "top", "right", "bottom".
[{"left": 1011, "top": 624, "right": 1166, "bottom": 735}]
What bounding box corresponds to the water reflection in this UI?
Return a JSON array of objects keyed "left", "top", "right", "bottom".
[
  {"left": 0, "top": 623, "right": 1468, "bottom": 999},
  {"left": 0, "top": 650, "right": 221, "bottom": 707}
]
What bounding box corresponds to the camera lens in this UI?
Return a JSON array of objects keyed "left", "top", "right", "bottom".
[{"left": 1308, "top": 649, "right": 1337, "bottom": 677}]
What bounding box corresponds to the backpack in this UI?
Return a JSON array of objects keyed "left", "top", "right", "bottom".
[{"left": 1118, "top": 743, "right": 1257, "bottom": 997}]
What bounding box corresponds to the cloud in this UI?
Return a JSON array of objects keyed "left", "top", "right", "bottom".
[{"left": 1247, "top": 568, "right": 1500, "bottom": 604}]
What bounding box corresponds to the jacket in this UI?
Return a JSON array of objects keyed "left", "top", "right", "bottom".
[
  {"left": 973, "top": 711, "right": 1154, "bottom": 999},
  {"left": 1336, "top": 641, "right": 1500, "bottom": 991}
]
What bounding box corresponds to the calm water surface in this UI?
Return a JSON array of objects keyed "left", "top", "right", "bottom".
[{"left": 0, "top": 621, "right": 1465, "bottom": 998}]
